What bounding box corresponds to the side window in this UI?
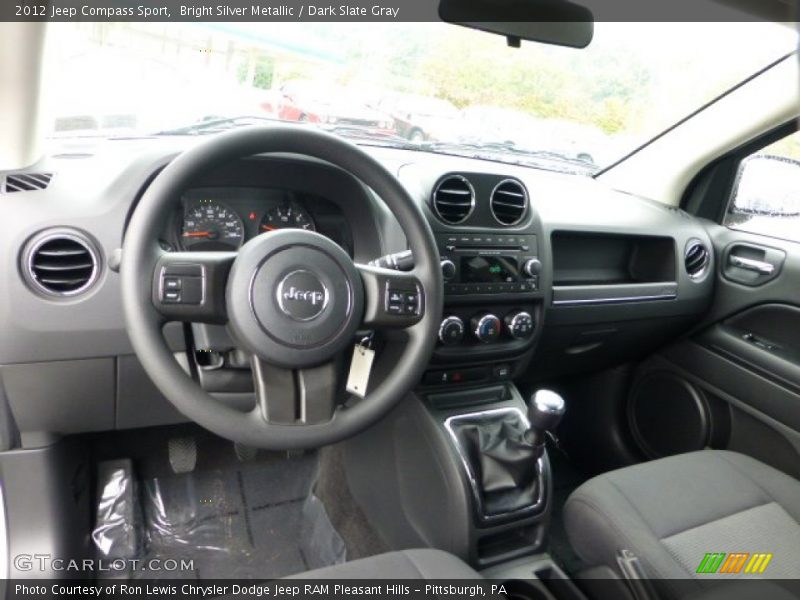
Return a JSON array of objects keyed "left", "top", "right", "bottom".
[{"left": 724, "top": 131, "right": 800, "bottom": 243}]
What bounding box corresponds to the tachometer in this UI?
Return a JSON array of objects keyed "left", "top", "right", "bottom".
[
  {"left": 181, "top": 201, "right": 245, "bottom": 251},
  {"left": 260, "top": 202, "right": 316, "bottom": 232}
]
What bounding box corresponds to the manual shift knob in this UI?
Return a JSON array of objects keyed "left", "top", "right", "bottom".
[{"left": 526, "top": 389, "right": 566, "bottom": 447}]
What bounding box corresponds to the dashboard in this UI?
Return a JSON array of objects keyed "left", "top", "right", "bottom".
[
  {"left": 167, "top": 186, "right": 352, "bottom": 256},
  {"left": 0, "top": 136, "right": 715, "bottom": 436}
]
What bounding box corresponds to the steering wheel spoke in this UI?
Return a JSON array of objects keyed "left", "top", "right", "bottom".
[
  {"left": 356, "top": 263, "right": 425, "bottom": 328},
  {"left": 251, "top": 355, "right": 339, "bottom": 425},
  {"left": 151, "top": 251, "right": 235, "bottom": 323}
]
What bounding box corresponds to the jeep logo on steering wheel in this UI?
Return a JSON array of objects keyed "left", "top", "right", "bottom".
[{"left": 276, "top": 270, "right": 329, "bottom": 321}]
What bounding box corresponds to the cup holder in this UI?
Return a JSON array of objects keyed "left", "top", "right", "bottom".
[{"left": 501, "top": 580, "right": 553, "bottom": 600}]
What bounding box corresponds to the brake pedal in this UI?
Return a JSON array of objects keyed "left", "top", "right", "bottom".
[{"left": 168, "top": 437, "right": 197, "bottom": 474}]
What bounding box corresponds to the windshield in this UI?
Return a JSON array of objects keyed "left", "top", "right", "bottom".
[{"left": 44, "top": 22, "right": 797, "bottom": 174}]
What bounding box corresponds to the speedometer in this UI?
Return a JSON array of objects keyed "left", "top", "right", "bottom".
[
  {"left": 260, "top": 202, "right": 316, "bottom": 232},
  {"left": 181, "top": 201, "right": 245, "bottom": 251}
]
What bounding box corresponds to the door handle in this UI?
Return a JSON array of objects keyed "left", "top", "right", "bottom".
[{"left": 729, "top": 255, "right": 775, "bottom": 275}]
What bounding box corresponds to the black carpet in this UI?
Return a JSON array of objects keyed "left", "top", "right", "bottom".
[{"left": 90, "top": 426, "right": 348, "bottom": 579}]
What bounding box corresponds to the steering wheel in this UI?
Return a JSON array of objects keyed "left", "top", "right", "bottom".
[{"left": 121, "top": 126, "right": 442, "bottom": 449}]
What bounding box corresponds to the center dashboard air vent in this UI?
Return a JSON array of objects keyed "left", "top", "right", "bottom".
[
  {"left": 23, "top": 229, "right": 101, "bottom": 297},
  {"left": 432, "top": 175, "right": 475, "bottom": 224},
  {"left": 685, "top": 239, "right": 710, "bottom": 280},
  {"left": 490, "top": 179, "right": 529, "bottom": 225}
]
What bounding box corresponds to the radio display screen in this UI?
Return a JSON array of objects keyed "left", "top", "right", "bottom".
[{"left": 461, "top": 256, "right": 520, "bottom": 283}]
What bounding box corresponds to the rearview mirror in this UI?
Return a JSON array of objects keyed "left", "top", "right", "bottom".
[
  {"left": 731, "top": 155, "right": 800, "bottom": 218},
  {"left": 439, "top": 0, "right": 594, "bottom": 48}
]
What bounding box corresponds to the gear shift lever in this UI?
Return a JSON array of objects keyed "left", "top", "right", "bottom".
[
  {"left": 450, "top": 389, "right": 564, "bottom": 517},
  {"left": 526, "top": 389, "right": 566, "bottom": 451}
]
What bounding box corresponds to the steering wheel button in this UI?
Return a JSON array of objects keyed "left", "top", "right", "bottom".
[
  {"left": 163, "top": 277, "right": 181, "bottom": 290},
  {"left": 404, "top": 293, "right": 418, "bottom": 305},
  {"left": 388, "top": 290, "right": 403, "bottom": 303},
  {"left": 163, "top": 289, "right": 181, "bottom": 303},
  {"left": 387, "top": 303, "right": 403, "bottom": 314},
  {"left": 403, "top": 304, "right": 418, "bottom": 315}
]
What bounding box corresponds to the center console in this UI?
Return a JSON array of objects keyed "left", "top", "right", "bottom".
[
  {"left": 342, "top": 170, "right": 565, "bottom": 570},
  {"left": 424, "top": 231, "right": 544, "bottom": 387},
  {"left": 344, "top": 380, "right": 563, "bottom": 568}
]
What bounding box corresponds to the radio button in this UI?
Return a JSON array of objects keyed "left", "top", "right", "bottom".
[
  {"left": 523, "top": 258, "right": 542, "bottom": 278},
  {"left": 441, "top": 259, "right": 456, "bottom": 280}
]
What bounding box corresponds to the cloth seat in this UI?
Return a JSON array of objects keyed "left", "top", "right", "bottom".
[
  {"left": 564, "top": 450, "right": 800, "bottom": 599},
  {"left": 291, "top": 549, "right": 483, "bottom": 579}
]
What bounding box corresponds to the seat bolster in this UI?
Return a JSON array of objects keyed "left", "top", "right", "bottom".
[
  {"left": 290, "top": 549, "right": 482, "bottom": 580},
  {"left": 564, "top": 451, "right": 800, "bottom": 600},
  {"left": 713, "top": 451, "right": 800, "bottom": 523},
  {"left": 565, "top": 477, "right": 700, "bottom": 599},
  {"left": 564, "top": 477, "right": 695, "bottom": 593}
]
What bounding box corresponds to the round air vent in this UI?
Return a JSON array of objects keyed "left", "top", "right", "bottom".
[
  {"left": 23, "top": 230, "right": 101, "bottom": 297},
  {"left": 432, "top": 175, "right": 475, "bottom": 224},
  {"left": 490, "top": 179, "right": 528, "bottom": 226},
  {"left": 685, "top": 239, "right": 710, "bottom": 281}
]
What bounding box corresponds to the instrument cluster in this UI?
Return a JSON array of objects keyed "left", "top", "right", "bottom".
[{"left": 167, "top": 186, "right": 350, "bottom": 254}]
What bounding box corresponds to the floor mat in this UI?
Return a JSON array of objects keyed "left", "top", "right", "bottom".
[{"left": 94, "top": 450, "right": 346, "bottom": 579}]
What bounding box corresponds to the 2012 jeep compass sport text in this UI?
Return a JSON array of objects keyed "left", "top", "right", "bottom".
[{"left": 0, "top": 5, "right": 799, "bottom": 600}]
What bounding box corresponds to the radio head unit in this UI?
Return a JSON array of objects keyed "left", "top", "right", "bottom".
[{"left": 437, "top": 233, "right": 540, "bottom": 297}]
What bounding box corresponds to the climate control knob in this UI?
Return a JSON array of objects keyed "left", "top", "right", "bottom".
[
  {"left": 505, "top": 311, "right": 534, "bottom": 340},
  {"left": 440, "top": 259, "right": 456, "bottom": 281},
  {"left": 523, "top": 258, "right": 542, "bottom": 278},
  {"left": 438, "top": 316, "right": 465, "bottom": 346},
  {"left": 471, "top": 314, "right": 502, "bottom": 343}
]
